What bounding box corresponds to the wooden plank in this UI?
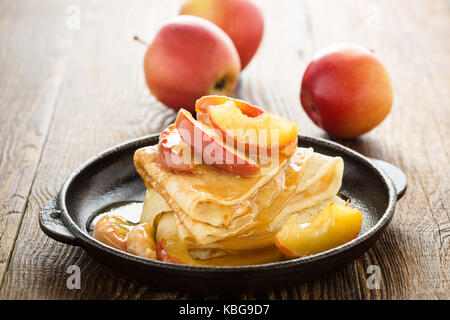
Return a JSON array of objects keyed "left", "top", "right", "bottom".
[
  {"left": 293, "top": 0, "right": 450, "bottom": 299},
  {"left": 0, "top": 0, "right": 182, "bottom": 300},
  {"left": 0, "top": 0, "right": 448, "bottom": 299},
  {"left": 0, "top": 0, "right": 70, "bottom": 287}
]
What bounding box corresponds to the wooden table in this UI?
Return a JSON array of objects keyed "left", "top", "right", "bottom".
[{"left": 0, "top": 0, "right": 448, "bottom": 300}]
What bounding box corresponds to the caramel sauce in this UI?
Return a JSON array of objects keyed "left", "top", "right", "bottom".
[
  {"left": 89, "top": 201, "right": 143, "bottom": 232},
  {"left": 156, "top": 212, "right": 286, "bottom": 266},
  {"left": 150, "top": 154, "right": 307, "bottom": 266},
  {"left": 179, "top": 151, "right": 291, "bottom": 201},
  {"left": 195, "top": 157, "right": 304, "bottom": 252}
]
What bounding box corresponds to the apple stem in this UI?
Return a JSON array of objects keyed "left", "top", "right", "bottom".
[{"left": 133, "top": 35, "right": 148, "bottom": 47}]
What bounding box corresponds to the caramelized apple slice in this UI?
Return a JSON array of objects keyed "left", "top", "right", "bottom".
[
  {"left": 280, "top": 135, "right": 298, "bottom": 157},
  {"left": 93, "top": 215, "right": 133, "bottom": 251},
  {"left": 274, "top": 202, "right": 363, "bottom": 257},
  {"left": 158, "top": 124, "right": 194, "bottom": 173},
  {"left": 208, "top": 101, "right": 298, "bottom": 151},
  {"left": 155, "top": 212, "right": 194, "bottom": 265},
  {"left": 156, "top": 239, "right": 191, "bottom": 265},
  {"left": 195, "top": 95, "right": 264, "bottom": 119},
  {"left": 125, "top": 223, "right": 157, "bottom": 260},
  {"left": 175, "top": 108, "right": 260, "bottom": 177}
]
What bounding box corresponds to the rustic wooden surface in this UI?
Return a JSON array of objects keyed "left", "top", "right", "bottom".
[{"left": 0, "top": 0, "right": 448, "bottom": 300}]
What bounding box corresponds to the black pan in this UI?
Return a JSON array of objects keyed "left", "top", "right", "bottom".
[{"left": 39, "top": 134, "right": 406, "bottom": 293}]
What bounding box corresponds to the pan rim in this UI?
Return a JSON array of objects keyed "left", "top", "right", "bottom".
[{"left": 58, "top": 134, "right": 397, "bottom": 274}]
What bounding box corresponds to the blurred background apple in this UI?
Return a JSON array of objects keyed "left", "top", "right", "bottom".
[
  {"left": 143, "top": 15, "right": 241, "bottom": 113},
  {"left": 180, "top": 0, "right": 264, "bottom": 69},
  {"left": 300, "top": 43, "right": 393, "bottom": 139}
]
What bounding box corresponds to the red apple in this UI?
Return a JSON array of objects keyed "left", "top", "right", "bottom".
[
  {"left": 180, "top": 0, "right": 264, "bottom": 69},
  {"left": 144, "top": 15, "right": 241, "bottom": 113},
  {"left": 175, "top": 108, "right": 260, "bottom": 176},
  {"left": 300, "top": 43, "right": 393, "bottom": 138}
]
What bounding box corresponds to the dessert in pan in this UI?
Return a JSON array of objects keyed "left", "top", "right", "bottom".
[{"left": 93, "top": 96, "right": 363, "bottom": 266}]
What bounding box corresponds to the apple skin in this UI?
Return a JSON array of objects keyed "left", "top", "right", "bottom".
[
  {"left": 180, "top": 0, "right": 264, "bottom": 69},
  {"left": 144, "top": 15, "right": 241, "bottom": 113},
  {"left": 158, "top": 124, "right": 194, "bottom": 173},
  {"left": 300, "top": 44, "right": 393, "bottom": 138}
]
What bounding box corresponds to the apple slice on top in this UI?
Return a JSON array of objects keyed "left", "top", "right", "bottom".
[
  {"left": 207, "top": 100, "right": 299, "bottom": 152},
  {"left": 158, "top": 124, "right": 194, "bottom": 173},
  {"left": 195, "top": 95, "right": 264, "bottom": 117},
  {"left": 195, "top": 95, "right": 264, "bottom": 127},
  {"left": 175, "top": 109, "right": 260, "bottom": 177}
]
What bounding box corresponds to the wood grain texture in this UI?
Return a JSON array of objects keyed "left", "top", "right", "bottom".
[
  {"left": 0, "top": 0, "right": 448, "bottom": 299},
  {"left": 0, "top": 0, "right": 70, "bottom": 287}
]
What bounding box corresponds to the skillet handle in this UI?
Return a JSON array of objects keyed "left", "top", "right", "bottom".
[
  {"left": 370, "top": 159, "right": 407, "bottom": 200},
  {"left": 39, "top": 196, "right": 79, "bottom": 246}
]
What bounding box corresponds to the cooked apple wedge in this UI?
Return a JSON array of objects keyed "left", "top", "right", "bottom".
[
  {"left": 155, "top": 212, "right": 194, "bottom": 265},
  {"left": 208, "top": 101, "right": 298, "bottom": 152},
  {"left": 274, "top": 202, "right": 363, "bottom": 257},
  {"left": 125, "top": 223, "right": 157, "bottom": 260},
  {"left": 156, "top": 239, "right": 191, "bottom": 265},
  {"left": 93, "top": 215, "right": 134, "bottom": 251},
  {"left": 158, "top": 124, "right": 194, "bottom": 173},
  {"left": 195, "top": 95, "right": 264, "bottom": 118},
  {"left": 175, "top": 108, "right": 260, "bottom": 176}
]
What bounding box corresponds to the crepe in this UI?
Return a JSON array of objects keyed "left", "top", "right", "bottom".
[{"left": 134, "top": 145, "right": 344, "bottom": 263}]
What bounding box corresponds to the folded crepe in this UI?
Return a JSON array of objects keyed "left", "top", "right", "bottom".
[{"left": 134, "top": 144, "right": 344, "bottom": 264}]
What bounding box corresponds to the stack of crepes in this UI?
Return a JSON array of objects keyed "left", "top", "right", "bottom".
[{"left": 134, "top": 142, "right": 344, "bottom": 266}]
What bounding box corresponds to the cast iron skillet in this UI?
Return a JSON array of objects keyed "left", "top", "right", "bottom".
[{"left": 39, "top": 134, "right": 407, "bottom": 293}]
